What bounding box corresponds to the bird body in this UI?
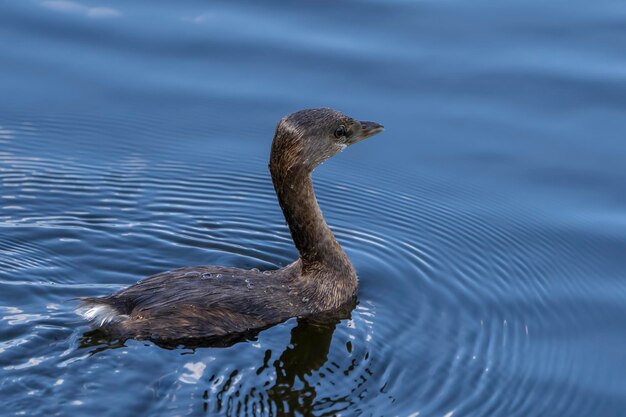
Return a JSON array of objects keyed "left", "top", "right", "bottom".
[{"left": 78, "top": 108, "right": 383, "bottom": 344}]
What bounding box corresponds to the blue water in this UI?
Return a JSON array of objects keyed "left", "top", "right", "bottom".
[{"left": 2, "top": 0, "right": 626, "bottom": 416}]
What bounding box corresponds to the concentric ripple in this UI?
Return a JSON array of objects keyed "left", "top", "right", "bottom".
[{"left": 1, "top": 110, "right": 624, "bottom": 416}]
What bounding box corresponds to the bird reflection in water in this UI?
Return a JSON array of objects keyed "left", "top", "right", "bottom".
[{"left": 79, "top": 302, "right": 366, "bottom": 416}]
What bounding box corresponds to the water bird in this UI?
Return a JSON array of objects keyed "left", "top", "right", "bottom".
[{"left": 77, "top": 108, "right": 384, "bottom": 343}]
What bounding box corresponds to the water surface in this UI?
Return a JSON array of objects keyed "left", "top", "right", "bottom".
[{"left": 1, "top": 0, "right": 626, "bottom": 416}]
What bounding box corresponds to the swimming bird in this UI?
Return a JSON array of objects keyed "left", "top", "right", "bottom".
[{"left": 78, "top": 108, "right": 384, "bottom": 344}]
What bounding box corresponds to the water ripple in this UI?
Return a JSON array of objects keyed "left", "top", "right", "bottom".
[{"left": 0, "top": 109, "right": 624, "bottom": 416}]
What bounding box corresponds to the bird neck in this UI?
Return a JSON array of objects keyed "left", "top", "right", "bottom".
[{"left": 270, "top": 163, "right": 354, "bottom": 276}]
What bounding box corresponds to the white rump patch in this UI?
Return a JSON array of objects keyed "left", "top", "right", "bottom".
[{"left": 76, "top": 303, "right": 128, "bottom": 327}]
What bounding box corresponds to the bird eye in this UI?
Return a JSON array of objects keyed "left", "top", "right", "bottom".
[{"left": 334, "top": 125, "right": 346, "bottom": 139}]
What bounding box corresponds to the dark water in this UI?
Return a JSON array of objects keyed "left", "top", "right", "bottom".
[{"left": 2, "top": 0, "right": 626, "bottom": 416}]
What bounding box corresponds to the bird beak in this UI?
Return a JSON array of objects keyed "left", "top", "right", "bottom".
[{"left": 353, "top": 120, "right": 384, "bottom": 144}]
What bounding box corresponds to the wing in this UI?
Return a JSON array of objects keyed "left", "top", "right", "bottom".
[{"left": 83, "top": 265, "right": 293, "bottom": 341}]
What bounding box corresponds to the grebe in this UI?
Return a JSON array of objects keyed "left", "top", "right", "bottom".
[{"left": 78, "top": 108, "right": 384, "bottom": 343}]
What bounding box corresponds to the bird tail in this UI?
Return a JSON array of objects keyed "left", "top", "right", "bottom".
[{"left": 76, "top": 298, "right": 129, "bottom": 327}]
